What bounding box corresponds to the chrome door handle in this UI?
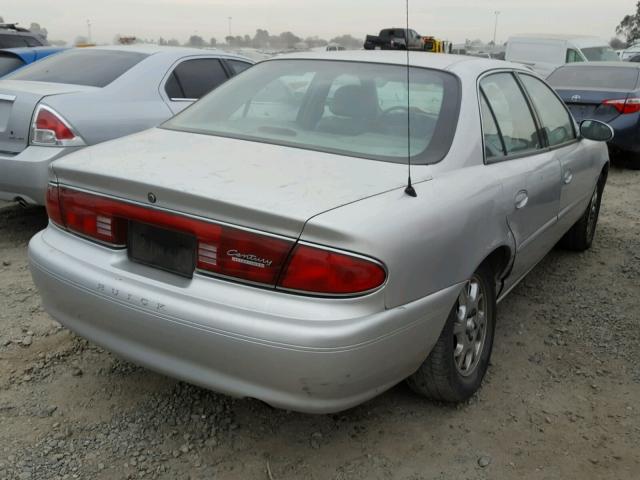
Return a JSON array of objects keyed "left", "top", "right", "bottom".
[
  {"left": 563, "top": 170, "right": 573, "bottom": 185},
  {"left": 515, "top": 190, "right": 529, "bottom": 210}
]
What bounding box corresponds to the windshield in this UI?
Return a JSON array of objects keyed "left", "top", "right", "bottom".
[
  {"left": 581, "top": 46, "right": 620, "bottom": 62},
  {"left": 163, "top": 59, "right": 460, "bottom": 164},
  {"left": 548, "top": 66, "right": 639, "bottom": 90},
  {"left": 6, "top": 49, "right": 148, "bottom": 87}
]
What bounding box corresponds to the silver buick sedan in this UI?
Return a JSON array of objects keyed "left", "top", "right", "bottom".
[{"left": 29, "top": 51, "right": 612, "bottom": 413}]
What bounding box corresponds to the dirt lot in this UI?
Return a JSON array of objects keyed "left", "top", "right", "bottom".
[{"left": 0, "top": 167, "right": 639, "bottom": 480}]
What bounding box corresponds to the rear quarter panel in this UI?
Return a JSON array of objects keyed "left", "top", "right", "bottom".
[
  {"left": 297, "top": 62, "right": 520, "bottom": 309},
  {"left": 299, "top": 164, "right": 515, "bottom": 309}
]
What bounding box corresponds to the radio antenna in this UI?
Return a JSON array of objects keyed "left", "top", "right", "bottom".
[{"left": 404, "top": 0, "right": 417, "bottom": 197}]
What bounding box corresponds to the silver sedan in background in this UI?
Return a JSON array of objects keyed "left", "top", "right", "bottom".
[
  {"left": 29, "top": 52, "right": 612, "bottom": 413},
  {"left": 0, "top": 45, "right": 253, "bottom": 205}
]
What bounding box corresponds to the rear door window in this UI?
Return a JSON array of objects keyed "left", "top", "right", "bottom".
[
  {"left": 566, "top": 49, "right": 584, "bottom": 63},
  {"left": 519, "top": 74, "right": 576, "bottom": 147},
  {"left": 7, "top": 49, "right": 149, "bottom": 87},
  {"left": 480, "top": 72, "right": 542, "bottom": 156},
  {"left": 227, "top": 59, "right": 252, "bottom": 76},
  {"left": 480, "top": 92, "right": 506, "bottom": 160},
  {"left": 165, "top": 58, "right": 229, "bottom": 100}
]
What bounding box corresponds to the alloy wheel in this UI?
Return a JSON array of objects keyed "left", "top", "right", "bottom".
[{"left": 453, "top": 276, "right": 488, "bottom": 377}]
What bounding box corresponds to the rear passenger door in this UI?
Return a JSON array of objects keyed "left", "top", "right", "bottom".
[
  {"left": 480, "top": 71, "right": 563, "bottom": 285},
  {"left": 162, "top": 57, "right": 231, "bottom": 114},
  {"left": 517, "top": 73, "right": 594, "bottom": 231}
]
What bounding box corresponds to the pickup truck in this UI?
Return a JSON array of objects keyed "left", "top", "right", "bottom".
[{"left": 364, "top": 28, "right": 425, "bottom": 50}]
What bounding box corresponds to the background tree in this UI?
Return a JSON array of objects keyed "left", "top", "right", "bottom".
[
  {"left": 252, "top": 29, "right": 270, "bottom": 49},
  {"left": 167, "top": 38, "right": 180, "bottom": 46},
  {"left": 29, "top": 22, "right": 48, "bottom": 39},
  {"left": 277, "top": 31, "right": 301, "bottom": 49},
  {"left": 209, "top": 37, "right": 217, "bottom": 47},
  {"left": 617, "top": 1, "right": 640, "bottom": 45},
  {"left": 186, "top": 35, "right": 205, "bottom": 47},
  {"left": 329, "top": 34, "right": 362, "bottom": 49},
  {"left": 610, "top": 37, "right": 627, "bottom": 49},
  {"left": 305, "top": 36, "right": 328, "bottom": 48}
]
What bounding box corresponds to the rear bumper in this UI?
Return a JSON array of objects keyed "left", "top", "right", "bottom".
[
  {"left": 605, "top": 115, "right": 640, "bottom": 153},
  {"left": 0, "top": 146, "right": 78, "bottom": 205},
  {"left": 29, "top": 226, "right": 461, "bottom": 414}
]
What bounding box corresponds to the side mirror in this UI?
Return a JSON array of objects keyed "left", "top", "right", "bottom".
[{"left": 580, "top": 120, "right": 614, "bottom": 142}]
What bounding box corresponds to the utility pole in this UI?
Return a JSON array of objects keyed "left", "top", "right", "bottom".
[
  {"left": 492, "top": 11, "right": 500, "bottom": 47},
  {"left": 87, "top": 19, "right": 92, "bottom": 43},
  {"left": 228, "top": 17, "right": 232, "bottom": 37}
]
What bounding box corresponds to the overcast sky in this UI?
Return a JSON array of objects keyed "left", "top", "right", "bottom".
[{"left": 3, "top": 0, "right": 636, "bottom": 45}]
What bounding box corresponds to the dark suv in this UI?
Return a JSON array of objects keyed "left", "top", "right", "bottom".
[{"left": 0, "top": 24, "right": 49, "bottom": 48}]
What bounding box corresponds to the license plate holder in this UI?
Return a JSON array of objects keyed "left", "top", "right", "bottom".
[{"left": 128, "top": 222, "right": 196, "bottom": 278}]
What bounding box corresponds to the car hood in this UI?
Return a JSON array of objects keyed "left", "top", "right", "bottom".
[{"left": 51, "top": 128, "right": 430, "bottom": 237}]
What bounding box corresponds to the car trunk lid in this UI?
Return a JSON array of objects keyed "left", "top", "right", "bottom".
[
  {"left": 556, "top": 88, "right": 630, "bottom": 124},
  {"left": 0, "top": 80, "right": 96, "bottom": 154},
  {"left": 51, "top": 128, "right": 427, "bottom": 238}
]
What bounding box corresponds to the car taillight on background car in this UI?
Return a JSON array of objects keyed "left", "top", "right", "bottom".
[
  {"left": 30, "top": 105, "right": 86, "bottom": 147},
  {"left": 45, "top": 185, "right": 387, "bottom": 296},
  {"left": 602, "top": 97, "right": 640, "bottom": 115}
]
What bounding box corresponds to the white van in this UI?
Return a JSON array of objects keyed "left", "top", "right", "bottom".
[{"left": 505, "top": 35, "right": 619, "bottom": 77}]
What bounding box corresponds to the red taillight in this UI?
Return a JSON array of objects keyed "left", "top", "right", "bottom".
[
  {"left": 31, "top": 105, "right": 85, "bottom": 146},
  {"left": 57, "top": 188, "right": 128, "bottom": 245},
  {"left": 47, "top": 186, "right": 294, "bottom": 285},
  {"left": 35, "top": 108, "right": 75, "bottom": 139},
  {"left": 46, "top": 186, "right": 386, "bottom": 295},
  {"left": 278, "top": 244, "right": 386, "bottom": 295},
  {"left": 602, "top": 97, "right": 640, "bottom": 115},
  {"left": 45, "top": 184, "right": 63, "bottom": 226},
  {"left": 196, "top": 228, "right": 293, "bottom": 286}
]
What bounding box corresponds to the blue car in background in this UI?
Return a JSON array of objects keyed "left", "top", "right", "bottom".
[
  {"left": 0, "top": 47, "right": 66, "bottom": 77},
  {"left": 548, "top": 62, "right": 640, "bottom": 169}
]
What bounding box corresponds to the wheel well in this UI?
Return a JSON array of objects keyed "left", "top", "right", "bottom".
[{"left": 482, "top": 246, "right": 512, "bottom": 282}]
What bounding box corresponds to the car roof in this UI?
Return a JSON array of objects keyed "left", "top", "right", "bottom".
[
  {"left": 268, "top": 50, "right": 527, "bottom": 73},
  {"left": 87, "top": 44, "right": 252, "bottom": 62}
]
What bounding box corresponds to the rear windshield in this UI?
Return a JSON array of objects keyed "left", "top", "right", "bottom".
[
  {"left": 6, "top": 49, "right": 148, "bottom": 87},
  {"left": 163, "top": 59, "right": 460, "bottom": 164},
  {"left": 0, "top": 53, "right": 25, "bottom": 77},
  {"left": 581, "top": 46, "right": 619, "bottom": 62},
  {"left": 548, "top": 66, "right": 639, "bottom": 90}
]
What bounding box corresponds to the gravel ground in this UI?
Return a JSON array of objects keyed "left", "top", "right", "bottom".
[{"left": 0, "top": 166, "right": 639, "bottom": 480}]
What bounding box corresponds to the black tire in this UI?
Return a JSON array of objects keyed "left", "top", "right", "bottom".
[
  {"left": 407, "top": 264, "right": 496, "bottom": 403},
  {"left": 559, "top": 177, "right": 604, "bottom": 251}
]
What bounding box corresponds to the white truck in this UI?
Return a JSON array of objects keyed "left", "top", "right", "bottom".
[{"left": 505, "top": 34, "right": 619, "bottom": 77}]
